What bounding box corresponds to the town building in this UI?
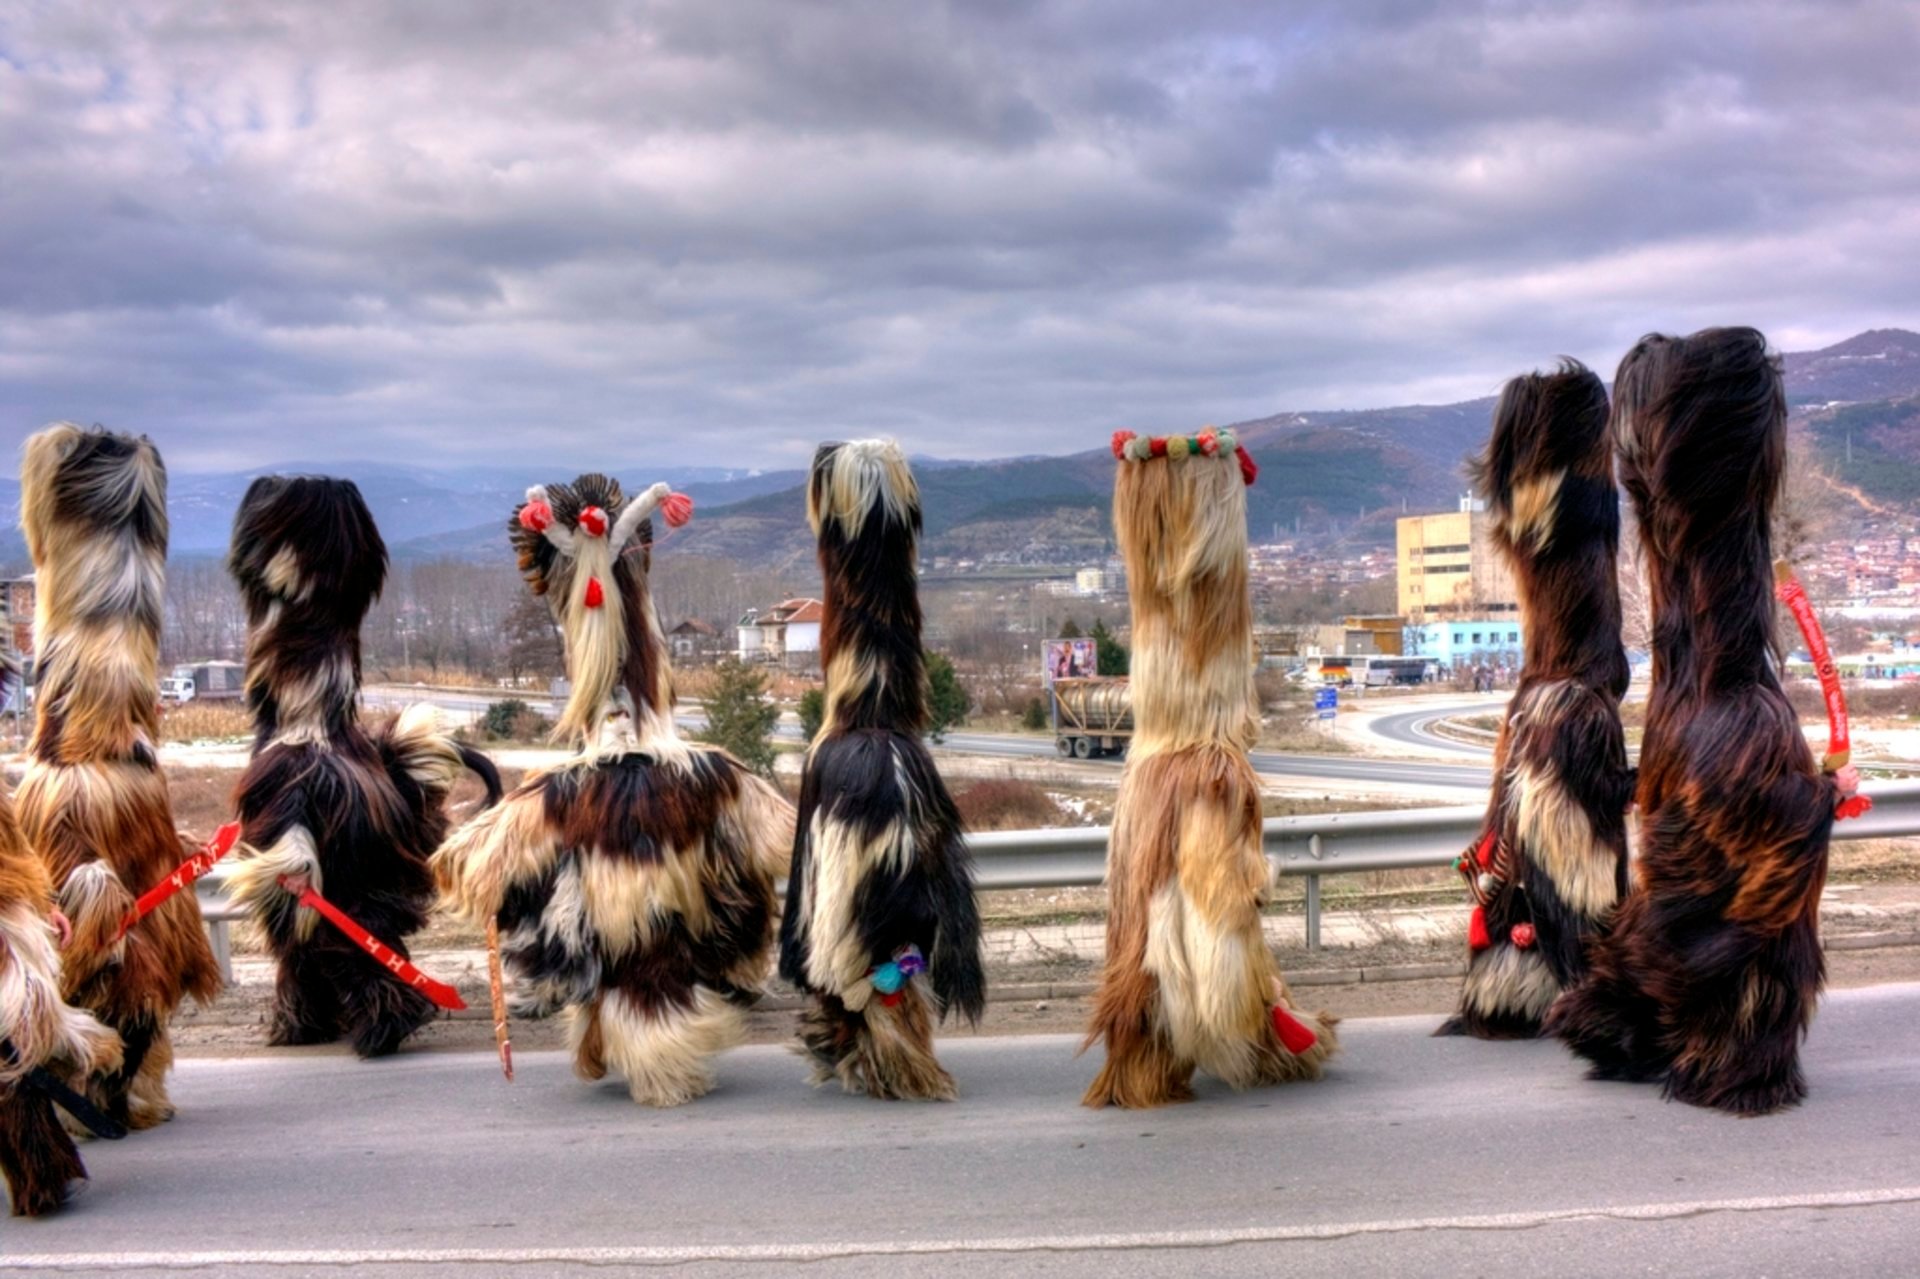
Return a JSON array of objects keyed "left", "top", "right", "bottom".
[
  {"left": 1403, "top": 618, "right": 1525, "bottom": 668},
  {"left": 666, "top": 617, "right": 723, "bottom": 664},
  {"left": 735, "top": 598, "right": 824, "bottom": 668},
  {"left": 1396, "top": 496, "right": 1520, "bottom": 620}
]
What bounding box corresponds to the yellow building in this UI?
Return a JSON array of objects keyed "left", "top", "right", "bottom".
[{"left": 1396, "top": 499, "right": 1519, "bottom": 620}]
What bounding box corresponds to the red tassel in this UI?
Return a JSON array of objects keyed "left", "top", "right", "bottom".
[
  {"left": 1510, "top": 921, "right": 1537, "bottom": 949},
  {"left": 518, "top": 500, "right": 553, "bottom": 533},
  {"left": 1111, "top": 430, "right": 1136, "bottom": 459},
  {"left": 578, "top": 505, "right": 608, "bottom": 538},
  {"left": 1468, "top": 905, "right": 1491, "bottom": 951},
  {"left": 1270, "top": 1005, "right": 1319, "bottom": 1055},
  {"left": 583, "top": 577, "right": 604, "bottom": 609},
  {"left": 1236, "top": 446, "right": 1259, "bottom": 487},
  {"left": 660, "top": 492, "right": 694, "bottom": 528},
  {"left": 1837, "top": 794, "right": 1873, "bottom": 821},
  {"left": 1474, "top": 830, "right": 1496, "bottom": 869}
]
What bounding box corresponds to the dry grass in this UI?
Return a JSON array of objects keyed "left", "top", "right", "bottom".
[{"left": 159, "top": 701, "right": 253, "bottom": 742}]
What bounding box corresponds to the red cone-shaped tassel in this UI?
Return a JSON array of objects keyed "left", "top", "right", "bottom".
[
  {"left": 1474, "top": 830, "right": 1496, "bottom": 868},
  {"left": 660, "top": 492, "right": 694, "bottom": 529},
  {"left": 1271, "top": 1004, "right": 1319, "bottom": 1055},
  {"left": 583, "top": 577, "right": 604, "bottom": 609},
  {"left": 1468, "top": 904, "right": 1491, "bottom": 951},
  {"left": 1237, "top": 446, "right": 1259, "bottom": 487}
]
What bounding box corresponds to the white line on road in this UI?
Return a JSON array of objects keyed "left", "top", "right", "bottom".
[{"left": 12, "top": 1186, "right": 1920, "bottom": 1269}]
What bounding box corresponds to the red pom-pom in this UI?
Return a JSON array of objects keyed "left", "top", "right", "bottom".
[
  {"left": 1197, "top": 429, "right": 1220, "bottom": 457},
  {"left": 1111, "top": 430, "right": 1137, "bottom": 460},
  {"left": 583, "top": 577, "right": 604, "bottom": 609},
  {"left": 879, "top": 991, "right": 904, "bottom": 1008},
  {"left": 660, "top": 492, "right": 694, "bottom": 529},
  {"left": 1270, "top": 1005, "right": 1319, "bottom": 1055},
  {"left": 1837, "top": 794, "right": 1873, "bottom": 821},
  {"left": 518, "top": 500, "right": 553, "bottom": 533},
  {"left": 578, "top": 506, "right": 608, "bottom": 538},
  {"left": 1510, "top": 922, "right": 1537, "bottom": 949},
  {"left": 1148, "top": 436, "right": 1168, "bottom": 458},
  {"left": 1468, "top": 905, "right": 1491, "bottom": 951},
  {"left": 1236, "top": 446, "right": 1259, "bottom": 487}
]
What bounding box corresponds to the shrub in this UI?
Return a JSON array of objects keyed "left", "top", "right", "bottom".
[
  {"left": 697, "top": 658, "right": 781, "bottom": 776},
  {"left": 1020, "top": 696, "right": 1048, "bottom": 731},
  {"left": 798, "top": 685, "right": 826, "bottom": 744},
  {"left": 953, "top": 778, "right": 1066, "bottom": 831},
  {"left": 926, "top": 651, "right": 970, "bottom": 742},
  {"left": 481, "top": 698, "right": 530, "bottom": 740}
]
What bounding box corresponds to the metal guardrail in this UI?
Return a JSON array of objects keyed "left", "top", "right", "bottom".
[{"left": 194, "top": 780, "right": 1920, "bottom": 976}]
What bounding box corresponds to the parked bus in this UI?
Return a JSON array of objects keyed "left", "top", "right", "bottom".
[{"left": 1359, "top": 655, "right": 1434, "bottom": 687}]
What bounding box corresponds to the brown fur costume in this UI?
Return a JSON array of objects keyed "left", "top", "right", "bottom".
[
  {"left": 224, "top": 477, "right": 502, "bottom": 1057},
  {"left": 779, "top": 440, "right": 985, "bottom": 1100},
  {"left": 1, "top": 656, "right": 126, "bottom": 1216},
  {"left": 1548, "top": 327, "right": 1847, "bottom": 1115},
  {"left": 1083, "top": 430, "right": 1336, "bottom": 1108},
  {"left": 15, "top": 424, "right": 220, "bottom": 1133},
  {"left": 434, "top": 476, "right": 793, "bottom": 1105},
  {"left": 1439, "top": 363, "right": 1633, "bottom": 1038}
]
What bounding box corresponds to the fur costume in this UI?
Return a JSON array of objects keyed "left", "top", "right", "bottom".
[
  {"left": 1083, "top": 429, "right": 1336, "bottom": 1109},
  {"left": 0, "top": 653, "right": 125, "bottom": 1216},
  {"left": 1548, "top": 327, "right": 1852, "bottom": 1115},
  {"left": 779, "top": 440, "right": 985, "bottom": 1100},
  {"left": 15, "top": 424, "right": 220, "bottom": 1132},
  {"left": 433, "top": 476, "right": 793, "bottom": 1106},
  {"left": 1439, "top": 363, "right": 1633, "bottom": 1039},
  {"left": 225, "top": 477, "right": 501, "bottom": 1057}
]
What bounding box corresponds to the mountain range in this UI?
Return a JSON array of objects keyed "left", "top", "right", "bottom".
[{"left": 2, "top": 328, "right": 1917, "bottom": 576}]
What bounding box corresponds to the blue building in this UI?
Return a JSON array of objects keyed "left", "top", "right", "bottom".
[{"left": 1403, "top": 618, "right": 1525, "bottom": 670}]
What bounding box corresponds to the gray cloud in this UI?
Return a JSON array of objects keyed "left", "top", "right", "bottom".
[{"left": 1, "top": 0, "right": 1916, "bottom": 471}]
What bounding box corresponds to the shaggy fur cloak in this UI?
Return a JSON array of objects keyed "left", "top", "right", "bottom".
[
  {"left": 779, "top": 440, "right": 985, "bottom": 1099},
  {"left": 1548, "top": 327, "right": 1849, "bottom": 1115},
  {"left": 1083, "top": 430, "right": 1336, "bottom": 1108},
  {"left": 15, "top": 424, "right": 220, "bottom": 1133},
  {"left": 225, "top": 477, "right": 501, "bottom": 1058},
  {"left": 1440, "top": 362, "right": 1633, "bottom": 1038},
  {"left": 0, "top": 656, "right": 126, "bottom": 1216},
  {"left": 433, "top": 476, "right": 793, "bottom": 1105}
]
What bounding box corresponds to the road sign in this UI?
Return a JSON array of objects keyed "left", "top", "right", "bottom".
[{"left": 1315, "top": 686, "right": 1338, "bottom": 719}]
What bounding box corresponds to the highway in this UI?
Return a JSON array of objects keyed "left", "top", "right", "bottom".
[
  {"left": 365, "top": 685, "right": 1495, "bottom": 792},
  {"left": 12, "top": 984, "right": 1920, "bottom": 1275},
  {"left": 1364, "top": 699, "right": 1505, "bottom": 756}
]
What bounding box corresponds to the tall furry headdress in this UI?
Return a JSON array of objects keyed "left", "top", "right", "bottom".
[
  {"left": 511, "top": 476, "right": 691, "bottom": 744},
  {"left": 229, "top": 476, "right": 388, "bottom": 743}
]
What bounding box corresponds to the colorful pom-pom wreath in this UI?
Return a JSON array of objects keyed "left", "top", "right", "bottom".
[
  {"left": 518, "top": 500, "right": 553, "bottom": 533},
  {"left": 577, "top": 505, "right": 609, "bottom": 538}
]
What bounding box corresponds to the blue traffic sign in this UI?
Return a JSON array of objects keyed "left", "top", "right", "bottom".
[{"left": 1314, "top": 687, "right": 1338, "bottom": 717}]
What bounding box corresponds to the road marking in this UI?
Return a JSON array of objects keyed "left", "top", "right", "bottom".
[{"left": 12, "top": 1186, "right": 1919, "bottom": 1269}]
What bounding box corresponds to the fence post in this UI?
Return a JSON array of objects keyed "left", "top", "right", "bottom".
[{"left": 1305, "top": 832, "right": 1324, "bottom": 950}]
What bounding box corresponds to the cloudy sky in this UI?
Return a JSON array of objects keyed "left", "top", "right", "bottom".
[{"left": 2, "top": 1, "right": 1915, "bottom": 472}]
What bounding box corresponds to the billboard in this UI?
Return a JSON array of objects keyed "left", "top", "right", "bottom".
[{"left": 1044, "top": 638, "right": 1097, "bottom": 684}]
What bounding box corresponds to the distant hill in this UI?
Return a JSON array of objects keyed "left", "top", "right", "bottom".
[{"left": 2, "top": 328, "right": 1916, "bottom": 576}]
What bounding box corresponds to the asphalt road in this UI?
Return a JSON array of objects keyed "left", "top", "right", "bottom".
[
  {"left": 364, "top": 686, "right": 1493, "bottom": 792},
  {"left": 1363, "top": 699, "right": 1505, "bottom": 757},
  {"left": 13, "top": 984, "right": 1919, "bottom": 1276}
]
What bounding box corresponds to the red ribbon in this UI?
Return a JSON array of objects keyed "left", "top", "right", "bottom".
[
  {"left": 118, "top": 822, "right": 243, "bottom": 939},
  {"left": 280, "top": 876, "right": 467, "bottom": 1011},
  {"left": 1775, "top": 561, "right": 1871, "bottom": 820}
]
